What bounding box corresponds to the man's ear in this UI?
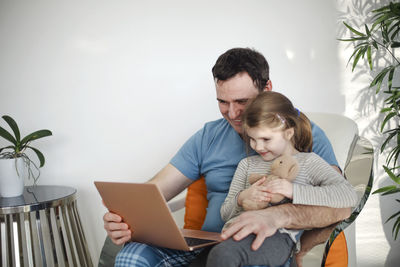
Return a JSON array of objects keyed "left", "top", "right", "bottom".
[
  {"left": 284, "top": 128, "right": 294, "bottom": 140},
  {"left": 263, "top": 80, "right": 272, "bottom": 92}
]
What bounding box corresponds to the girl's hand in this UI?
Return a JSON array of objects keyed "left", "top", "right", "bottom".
[
  {"left": 265, "top": 179, "right": 294, "bottom": 199},
  {"left": 238, "top": 177, "right": 270, "bottom": 206}
]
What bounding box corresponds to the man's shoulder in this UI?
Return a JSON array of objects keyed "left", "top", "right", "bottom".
[
  {"left": 310, "top": 120, "right": 324, "bottom": 136},
  {"left": 201, "top": 118, "right": 232, "bottom": 136},
  {"left": 203, "top": 118, "right": 229, "bottom": 128}
]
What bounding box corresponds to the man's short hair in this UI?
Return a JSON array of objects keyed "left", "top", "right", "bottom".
[{"left": 212, "top": 48, "right": 270, "bottom": 92}]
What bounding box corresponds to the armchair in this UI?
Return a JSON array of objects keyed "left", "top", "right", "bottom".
[{"left": 98, "top": 112, "right": 374, "bottom": 267}]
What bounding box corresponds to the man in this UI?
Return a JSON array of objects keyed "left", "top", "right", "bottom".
[{"left": 103, "top": 48, "right": 350, "bottom": 266}]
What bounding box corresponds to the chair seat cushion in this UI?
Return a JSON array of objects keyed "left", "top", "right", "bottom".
[
  {"left": 325, "top": 231, "right": 348, "bottom": 267},
  {"left": 184, "top": 177, "right": 208, "bottom": 230}
]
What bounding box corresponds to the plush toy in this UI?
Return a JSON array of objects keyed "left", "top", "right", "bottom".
[{"left": 242, "top": 154, "right": 299, "bottom": 211}]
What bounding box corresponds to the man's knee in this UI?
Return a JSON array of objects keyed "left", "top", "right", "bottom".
[{"left": 115, "top": 242, "right": 156, "bottom": 267}]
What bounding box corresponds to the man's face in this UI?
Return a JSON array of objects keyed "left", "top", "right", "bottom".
[{"left": 216, "top": 72, "right": 260, "bottom": 134}]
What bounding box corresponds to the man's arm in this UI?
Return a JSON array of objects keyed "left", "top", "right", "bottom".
[
  {"left": 148, "top": 163, "right": 193, "bottom": 201},
  {"left": 221, "top": 203, "right": 351, "bottom": 251},
  {"left": 103, "top": 163, "right": 193, "bottom": 245}
]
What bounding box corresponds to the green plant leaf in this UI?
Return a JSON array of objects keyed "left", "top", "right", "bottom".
[
  {"left": 372, "top": 14, "right": 392, "bottom": 31},
  {"left": 346, "top": 46, "right": 363, "bottom": 67},
  {"left": 354, "top": 41, "right": 370, "bottom": 48},
  {"left": 383, "top": 165, "right": 400, "bottom": 184},
  {"left": 388, "top": 21, "right": 400, "bottom": 36},
  {"left": 2, "top": 115, "right": 20, "bottom": 143},
  {"left": 373, "top": 185, "right": 397, "bottom": 194},
  {"left": 367, "top": 45, "right": 373, "bottom": 70},
  {"left": 0, "top": 125, "right": 17, "bottom": 145},
  {"left": 381, "top": 107, "right": 393, "bottom": 113},
  {"left": 382, "top": 127, "right": 399, "bottom": 134},
  {"left": 390, "top": 26, "right": 400, "bottom": 40},
  {"left": 372, "top": 40, "right": 379, "bottom": 49},
  {"left": 381, "top": 131, "right": 397, "bottom": 152},
  {"left": 391, "top": 42, "right": 400, "bottom": 48},
  {"left": 387, "top": 145, "right": 400, "bottom": 166},
  {"left": 343, "top": 22, "right": 366, "bottom": 37},
  {"left": 387, "top": 145, "right": 400, "bottom": 163},
  {"left": 352, "top": 46, "right": 367, "bottom": 71},
  {"left": 20, "top": 130, "right": 52, "bottom": 146},
  {"left": 26, "top": 146, "right": 45, "bottom": 167},
  {"left": 386, "top": 211, "right": 400, "bottom": 224},
  {"left": 382, "top": 24, "right": 390, "bottom": 44},
  {"left": 365, "top": 24, "right": 371, "bottom": 36},
  {"left": 393, "top": 216, "right": 400, "bottom": 240},
  {"left": 371, "top": 66, "right": 393, "bottom": 93},
  {"left": 372, "top": 3, "right": 392, "bottom": 13},
  {"left": 388, "top": 68, "right": 395, "bottom": 91},
  {"left": 381, "top": 112, "right": 396, "bottom": 132},
  {"left": 338, "top": 37, "right": 369, "bottom": 42}
]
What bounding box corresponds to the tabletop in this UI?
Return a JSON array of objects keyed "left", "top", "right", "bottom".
[{"left": 0, "top": 185, "right": 77, "bottom": 214}]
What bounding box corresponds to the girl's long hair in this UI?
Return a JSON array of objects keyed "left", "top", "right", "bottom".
[{"left": 242, "top": 91, "right": 312, "bottom": 152}]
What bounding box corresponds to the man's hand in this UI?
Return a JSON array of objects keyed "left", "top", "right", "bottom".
[
  {"left": 103, "top": 211, "right": 132, "bottom": 245},
  {"left": 265, "top": 179, "right": 293, "bottom": 199},
  {"left": 221, "top": 208, "right": 284, "bottom": 251},
  {"left": 220, "top": 203, "right": 350, "bottom": 253},
  {"left": 102, "top": 164, "right": 193, "bottom": 246}
]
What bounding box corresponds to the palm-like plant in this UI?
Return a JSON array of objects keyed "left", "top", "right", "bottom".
[
  {"left": 0, "top": 115, "right": 52, "bottom": 183},
  {"left": 340, "top": 2, "right": 400, "bottom": 240}
]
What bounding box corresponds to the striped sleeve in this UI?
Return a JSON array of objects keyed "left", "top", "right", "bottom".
[
  {"left": 220, "top": 158, "right": 249, "bottom": 222},
  {"left": 292, "top": 153, "right": 358, "bottom": 208}
]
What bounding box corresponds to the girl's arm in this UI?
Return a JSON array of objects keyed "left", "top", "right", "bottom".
[
  {"left": 292, "top": 153, "right": 358, "bottom": 208},
  {"left": 220, "top": 158, "right": 248, "bottom": 222}
]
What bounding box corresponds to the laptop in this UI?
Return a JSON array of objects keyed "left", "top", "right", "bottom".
[{"left": 94, "top": 181, "right": 222, "bottom": 251}]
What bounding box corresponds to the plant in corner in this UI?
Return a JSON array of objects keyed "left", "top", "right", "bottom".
[
  {"left": 340, "top": 2, "right": 400, "bottom": 240},
  {"left": 0, "top": 115, "right": 52, "bottom": 197}
]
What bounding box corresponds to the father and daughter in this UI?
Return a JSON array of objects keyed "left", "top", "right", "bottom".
[{"left": 206, "top": 91, "right": 357, "bottom": 266}]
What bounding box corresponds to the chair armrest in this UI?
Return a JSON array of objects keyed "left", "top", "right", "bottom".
[
  {"left": 302, "top": 136, "right": 374, "bottom": 267},
  {"left": 168, "top": 189, "right": 187, "bottom": 212}
]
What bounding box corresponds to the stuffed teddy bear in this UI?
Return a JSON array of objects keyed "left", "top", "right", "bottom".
[{"left": 242, "top": 154, "right": 299, "bottom": 211}]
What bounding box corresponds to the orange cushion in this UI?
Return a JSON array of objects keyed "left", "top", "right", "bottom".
[
  {"left": 324, "top": 231, "right": 348, "bottom": 267},
  {"left": 183, "top": 177, "right": 208, "bottom": 230}
]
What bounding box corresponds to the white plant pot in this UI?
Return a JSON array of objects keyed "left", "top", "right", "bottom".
[{"left": 0, "top": 157, "right": 26, "bottom": 198}]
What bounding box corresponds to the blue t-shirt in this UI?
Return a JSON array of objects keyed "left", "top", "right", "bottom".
[{"left": 170, "top": 118, "right": 338, "bottom": 233}]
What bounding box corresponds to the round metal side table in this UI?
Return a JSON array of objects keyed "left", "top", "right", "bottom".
[{"left": 0, "top": 185, "right": 93, "bottom": 267}]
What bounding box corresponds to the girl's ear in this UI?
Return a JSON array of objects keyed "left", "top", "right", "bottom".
[{"left": 284, "top": 128, "right": 294, "bottom": 140}]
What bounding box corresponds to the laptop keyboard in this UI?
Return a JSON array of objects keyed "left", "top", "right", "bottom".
[{"left": 184, "top": 237, "right": 216, "bottom": 246}]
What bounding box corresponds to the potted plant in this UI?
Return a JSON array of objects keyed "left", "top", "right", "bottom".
[
  {"left": 340, "top": 2, "right": 400, "bottom": 239},
  {"left": 0, "top": 115, "right": 52, "bottom": 197}
]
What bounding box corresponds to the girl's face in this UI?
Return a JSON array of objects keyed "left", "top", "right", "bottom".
[{"left": 247, "top": 125, "right": 295, "bottom": 161}]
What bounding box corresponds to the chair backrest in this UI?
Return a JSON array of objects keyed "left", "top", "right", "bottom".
[{"left": 306, "top": 112, "right": 359, "bottom": 170}]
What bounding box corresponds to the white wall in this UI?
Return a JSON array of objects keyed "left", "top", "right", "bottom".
[{"left": 0, "top": 0, "right": 397, "bottom": 266}]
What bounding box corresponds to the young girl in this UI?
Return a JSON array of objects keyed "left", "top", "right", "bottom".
[{"left": 206, "top": 91, "right": 358, "bottom": 267}]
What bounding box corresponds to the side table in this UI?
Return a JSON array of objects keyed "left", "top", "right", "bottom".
[{"left": 0, "top": 185, "right": 93, "bottom": 267}]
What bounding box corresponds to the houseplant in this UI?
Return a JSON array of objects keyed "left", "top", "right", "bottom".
[
  {"left": 340, "top": 2, "right": 400, "bottom": 239},
  {"left": 0, "top": 115, "right": 52, "bottom": 197}
]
